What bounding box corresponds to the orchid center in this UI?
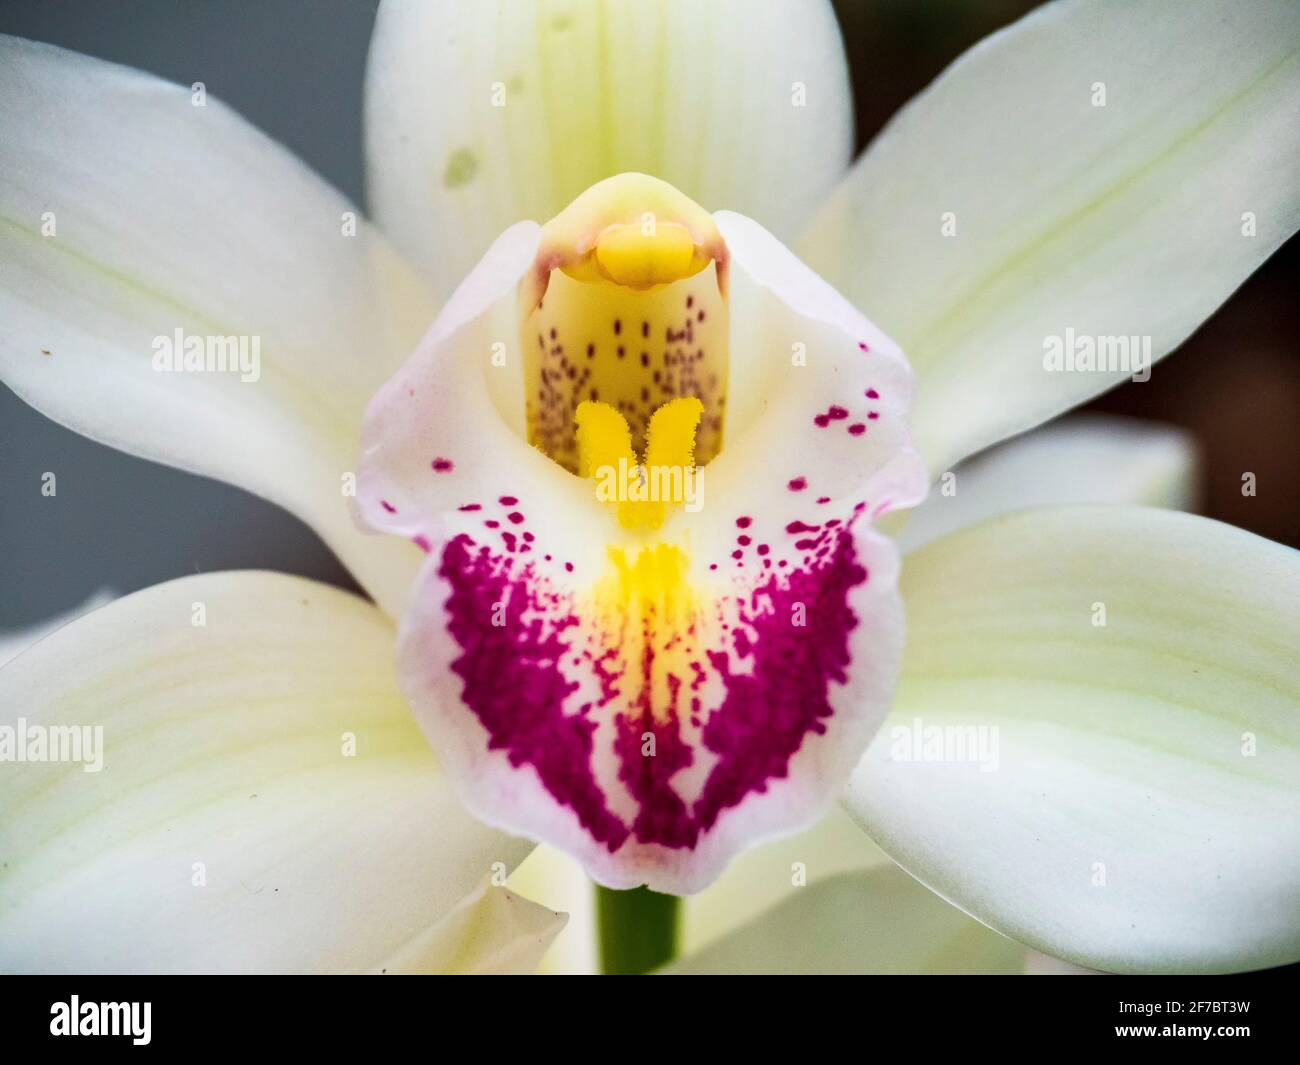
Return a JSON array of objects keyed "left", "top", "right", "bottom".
[
  {"left": 521, "top": 174, "right": 729, "bottom": 476},
  {"left": 356, "top": 165, "right": 927, "bottom": 897}
]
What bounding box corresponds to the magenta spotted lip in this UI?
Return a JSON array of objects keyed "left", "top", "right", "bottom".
[{"left": 435, "top": 515, "right": 869, "bottom": 857}]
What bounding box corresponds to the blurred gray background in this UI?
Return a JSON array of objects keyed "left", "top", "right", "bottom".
[{"left": 2, "top": 0, "right": 1296, "bottom": 628}]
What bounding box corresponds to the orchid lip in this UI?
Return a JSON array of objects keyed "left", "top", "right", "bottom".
[{"left": 357, "top": 178, "right": 928, "bottom": 893}]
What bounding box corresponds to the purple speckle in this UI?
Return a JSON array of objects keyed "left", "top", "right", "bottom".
[{"left": 815, "top": 404, "right": 849, "bottom": 428}]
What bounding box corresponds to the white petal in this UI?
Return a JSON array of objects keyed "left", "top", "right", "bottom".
[
  {"left": 1023, "top": 950, "right": 1104, "bottom": 976},
  {"left": 365, "top": 0, "right": 853, "bottom": 299},
  {"left": 799, "top": 0, "right": 1300, "bottom": 476},
  {"left": 0, "top": 36, "right": 435, "bottom": 617},
  {"left": 372, "top": 880, "right": 566, "bottom": 975},
  {"left": 898, "top": 415, "right": 1199, "bottom": 554},
  {"left": 0, "top": 571, "right": 530, "bottom": 974},
  {"left": 664, "top": 867, "right": 1023, "bottom": 975},
  {"left": 506, "top": 845, "right": 599, "bottom": 975},
  {"left": 680, "top": 805, "right": 889, "bottom": 956},
  {"left": 846, "top": 506, "right": 1300, "bottom": 973}
]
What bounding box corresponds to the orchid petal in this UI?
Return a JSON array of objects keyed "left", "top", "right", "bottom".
[
  {"left": 799, "top": 0, "right": 1300, "bottom": 476},
  {"left": 899, "top": 415, "right": 1199, "bottom": 554},
  {"left": 845, "top": 506, "right": 1300, "bottom": 973},
  {"left": 1023, "top": 951, "right": 1104, "bottom": 976},
  {"left": 0, "top": 571, "right": 532, "bottom": 973},
  {"left": 387, "top": 453, "right": 907, "bottom": 900},
  {"left": 506, "top": 845, "right": 600, "bottom": 975},
  {"left": 680, "top": 805, "right": 889, "bottom": 956},
  {"left": 706, "top": 211, "right": 929, "bottom": 526},
  {"left": 365, "top": 0, "right": 853, "bottom": 300},
  {"left": 663, "top": 867, "right": 1023, "bottom": 975},
  {"left": 0, "top": 35, "right": 434, "bottom": 617},
  {"left": 372, "top": 880, "right": 565, "bottom": 975}
]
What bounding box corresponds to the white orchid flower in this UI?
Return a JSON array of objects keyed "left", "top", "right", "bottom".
[{"left": 1, "top": 0, "right": 1298, "bottom": 975}]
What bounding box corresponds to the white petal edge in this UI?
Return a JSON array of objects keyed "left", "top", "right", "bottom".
[
  {"left": 897, "top": 414, "right": 1200, "bottom": 554},
  {"left": 799, "top": 0, "right": 1300, "bottom": 477},
  {"left": 0, "top": 571, "right": 531, "bottom": 974},
  {"left": 0, "top": 35, "right": 435, "bottom": 617},
  {"left": 662, "top": 866, "right": 1024, "bottom": 975},
  {"left": 365, "top": 0, "right": 853, "bottom": 300},
  {"left": 0, "top": 588, "right": 116, "bottom": 669},
  {"left": 1023, "top": 950, "right": 1104, "bottom": 976},
  {"left": 505, "top": 845, "right": 600, "bottom": 975},
  {"left": 847, "top": 506, "right": 1300, "bottom": 973},
  {"left": 372, "top": 880, "right": 566, "bottom": 975}
]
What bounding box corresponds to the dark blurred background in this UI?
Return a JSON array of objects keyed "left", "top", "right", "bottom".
[{"left": 1, "top": 0, "right": 1296, "bottom": 628}]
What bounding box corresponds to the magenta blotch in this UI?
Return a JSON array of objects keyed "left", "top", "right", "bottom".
[{"left": 432, "top": 516, "right": 872, "bottom": 857}]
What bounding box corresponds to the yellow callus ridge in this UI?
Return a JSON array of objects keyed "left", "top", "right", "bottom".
[
  {"left": 576, "top": 396, "right": 703, "bottom": 532},
  {"left": 608, "top": 540, "right": 694, "bottom": 615},
  {"left": 586, "top": 537, "right": 698, "bottom": 723},
  {"left": 578, "top": 396, "right": 702, "bottom": 700}
]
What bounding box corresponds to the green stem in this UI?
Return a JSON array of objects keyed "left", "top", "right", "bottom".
[{"left": 595, "top": 884, "right": 680, "bottom": 974}]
